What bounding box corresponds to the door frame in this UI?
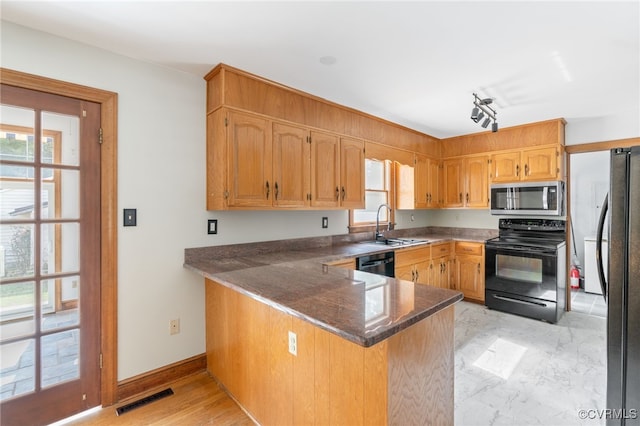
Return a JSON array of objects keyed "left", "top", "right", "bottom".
[
  {"left": 0, "top": 68, "right": 119, "bottom": 406},
  {"left": 564, "top": 137, "right": 640, "bottom": 311}
]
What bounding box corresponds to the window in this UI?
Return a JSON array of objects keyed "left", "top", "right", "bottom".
[
  {"left": 350, "top": 158, "right": 394, "bottom": 230},
  {"left": 0, "top": 123, "right": 73, "bottom": 320}
]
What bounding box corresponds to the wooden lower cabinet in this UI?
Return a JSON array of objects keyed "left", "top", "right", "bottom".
[
  {"left": 395, "top": 246, "right": 430, "bottom": 284},
  {"left": 429, "top": 242, "right": 453, "bottom": 289},
  {"left": 205, "top": 278, "right": 454, "bottom": 426},
  {"left": 454, "top": 241, "right": 485, "bottom": 302},
  {"left": 431, "top": 256, "right": 453, "bottom": 289}
]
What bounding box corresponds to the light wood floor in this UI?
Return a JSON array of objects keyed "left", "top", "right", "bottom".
[{"left": 68, "top": 372, "right": 254, "bottom": 425}]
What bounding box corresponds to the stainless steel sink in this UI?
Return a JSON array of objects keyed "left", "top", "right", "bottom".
[{"left": 360, "top": 238, "right": 429, "bottom": 247}]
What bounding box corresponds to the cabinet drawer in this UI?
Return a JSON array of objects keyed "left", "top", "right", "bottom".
[
  {"left": 326, "top": 258, "right": 355, "bottom": 269},
  {"left": 455, "top": 241, "right": 483, "bottom": 256},
  {"left": 395, "top": 246, "right": 430, "bottom": 267},
  {"left": 430, "top": 242, "right": 451, "bottom": 257}
]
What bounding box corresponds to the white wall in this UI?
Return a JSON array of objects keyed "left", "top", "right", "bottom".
[
  {"left": 0, "top": 22, "right": 351, "bottom": 380},
  {"left": 565, "top": 115, "right": 639, "bottom": 146}
]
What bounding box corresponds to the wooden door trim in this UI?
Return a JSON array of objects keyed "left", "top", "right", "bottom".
[{"left": 0, "top": 68, "right": 119, "bottom": 406}]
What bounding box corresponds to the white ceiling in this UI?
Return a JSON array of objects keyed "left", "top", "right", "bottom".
[{"left": 1, "top": 1, "right": 638, "bottom": 138}]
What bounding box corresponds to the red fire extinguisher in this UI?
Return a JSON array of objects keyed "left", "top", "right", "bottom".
[{"left": 570, "top": 265, "right": 580, "bottom": 289}]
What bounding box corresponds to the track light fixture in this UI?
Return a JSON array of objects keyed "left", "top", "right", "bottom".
[{"left": 471, "top": 93, "right": 498, "bottom": 132}]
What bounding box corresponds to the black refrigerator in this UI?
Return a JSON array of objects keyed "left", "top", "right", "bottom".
[{"left": 597, "top": 146, "right": 640, "bottom": 425}]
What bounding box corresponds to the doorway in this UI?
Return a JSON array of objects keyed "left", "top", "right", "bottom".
[
  {"left": 568, "top": 151, "right": 609, "bottom": 318},
  {"left": 565, "top": 138, "right": 639, "bottom": 315},
  {"left": 0, "top": 84, "right": 101, "bottom": 425},
  {"left": 0, "top": 68, "right": 118, "bottom": 424}
]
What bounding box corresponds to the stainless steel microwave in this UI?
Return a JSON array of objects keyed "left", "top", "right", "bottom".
[{"left": 490, "top": 181, "right": 565, "bottom": 216}]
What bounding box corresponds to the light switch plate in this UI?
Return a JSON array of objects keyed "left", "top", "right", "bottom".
[
  {"left": 123, "top": 209, "right": 137, "bottom": 226},
  {"left": 207, "top": 219, "right": 218, "bottom": 234}
]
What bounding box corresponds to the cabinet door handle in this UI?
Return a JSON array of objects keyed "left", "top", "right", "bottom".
[
  {"left": 341, "top": 186, "right": 346, "bottom": 201},
  {"left": 416, "top": 270, "right": 419, "bottom": 281},
  {"left": 335, "top": 186, "right": 340, "bottom": 200},
  {"left": 411, "top": 269, "right": 415, "bottom": 281},
  {"left": 275, "top": 182, "right": 279, "bottom": 200},
  {"left": 466, "top": 193, "right": 469, "bottom": 203},
  {"left": 516, "top": 164, "right": 520, "bottom": 177},
  {"left": 459, "top": 193, "right": 462, "bottom": 203},
  {"left": 525, "top": 164, "right": 529, "bottom": 176},
  {"left": 266, "top": 181, "right": 270, "bottom": 199},
  {"left": 477, "top": 264, "right": 481, "bottom": 273}
]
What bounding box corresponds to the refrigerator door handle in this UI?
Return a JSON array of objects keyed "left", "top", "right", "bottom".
[{"left": 596, "top": 192, "right": 608, "bottom": 301}]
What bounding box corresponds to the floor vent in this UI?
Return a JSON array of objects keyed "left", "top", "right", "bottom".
[{"left": 115, "top": 388, "right": 174, "bottom": 416}]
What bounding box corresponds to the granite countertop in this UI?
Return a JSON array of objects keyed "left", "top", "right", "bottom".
[{"left": 185, "top": 227, "right": 496, "bottom": 347}]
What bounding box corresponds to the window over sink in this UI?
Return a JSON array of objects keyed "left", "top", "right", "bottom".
[{"left": 350, "top": 158, "right": 395, "bottom": 231}]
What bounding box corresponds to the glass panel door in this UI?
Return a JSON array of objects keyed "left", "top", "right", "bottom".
[{"left": 1, "top": 84, "right": 101, "bottom": 425}]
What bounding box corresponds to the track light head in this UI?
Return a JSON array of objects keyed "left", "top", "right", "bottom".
[{"left": 471, "top": 93, "right": 499, "bottom": 132}]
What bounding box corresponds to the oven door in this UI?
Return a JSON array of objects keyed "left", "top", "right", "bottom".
[{"left": 485, "top": 244, "right": 558, "bottom": 301}]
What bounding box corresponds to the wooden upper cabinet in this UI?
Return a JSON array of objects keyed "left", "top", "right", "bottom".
[
  {"left": 206, "top": 66, "right": 565, "bottom": 211},
  {"left": 227, "top": 111, "right": 272, "bottom": 208},
  {"left": 443, "top": 155, "right": 489, "bottom": 208},
  {"left": 491, "top": 151, "right": 522, "bottom": 182},
  {"left": 428, "top": 158, "right": 441, "bottom": 208},
  {"left": 414, "top": 154, "right": 429, "bottom": 209},
  {"left": 491, "top": 145, "right": 560, "bottom": 183},
  {"left": 413, "top": 154, "right": 440, "bottom": 209},
  {"left": 521, "top": 146, "right": 558, "bottom": 181},
  {"left": 310, "top": 131, "right": 340, "bottom": 208},
  {"left": 272, "top": 123, "right": 310, "bottom": 208},
  {"left": 464, "top": 155, "right": 489, "bottom": 208},
  {"left": 443, "top": 158, "right": 464, "bottom": 207},
  {"left": 395, "top": 161, "right": 416, "bottom": 210},
  {"left": 211, "top": 108, "right": 364, "bottom": 210},
  {"left": 340, "top": 137, "right": 365, "bottom": 208}
]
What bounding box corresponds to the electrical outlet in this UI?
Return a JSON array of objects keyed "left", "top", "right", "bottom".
[
  {"left": 288, "top": 331, "right": 297, "bottom": 356},
  {"left": 170, "top": 319, "right": 180, "bottom": 335},
  {"left": 322, "top": 217, "right": 328, "bottom": 229}
]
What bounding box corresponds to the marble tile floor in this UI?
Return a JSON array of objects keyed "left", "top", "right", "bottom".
[
  {"left": 570, "top": 288, "right": 607, "bottom": 318},
  {"left": 454, "top": 301, "right": 607, "bottom": 426}
]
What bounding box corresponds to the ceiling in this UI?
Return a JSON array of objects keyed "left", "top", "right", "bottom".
[{"left": 1, "top": 1, "right": 638, "bottom": 139}]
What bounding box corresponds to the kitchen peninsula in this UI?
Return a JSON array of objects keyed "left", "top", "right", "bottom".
[{"left": 185, "top": 233, "right": 466, "bottom": 425}]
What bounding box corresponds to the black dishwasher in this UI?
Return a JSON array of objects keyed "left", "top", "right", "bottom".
[{"left": 356, "top": 251, "right": 395, "bottom": 277}]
